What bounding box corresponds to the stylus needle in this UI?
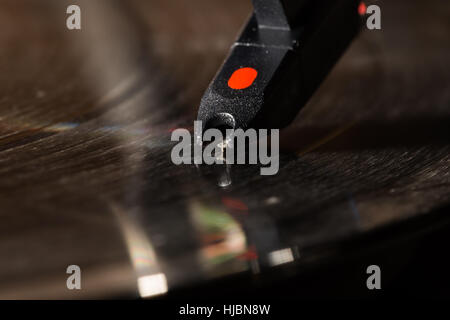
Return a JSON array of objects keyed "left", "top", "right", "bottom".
[{"left": 197, "top": 0, "right": 361, "bottom": 131}]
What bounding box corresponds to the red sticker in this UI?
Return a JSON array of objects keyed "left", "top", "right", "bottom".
[
  {"left": 228, "top": 67, "right": 258, "bottom": 90},
  {"left": 358, "top": 2, "right": 367, "bottom": 16}
]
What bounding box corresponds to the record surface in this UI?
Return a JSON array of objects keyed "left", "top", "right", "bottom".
[{"left": 0, "top": 0, "right": 449, "bottom": 298}]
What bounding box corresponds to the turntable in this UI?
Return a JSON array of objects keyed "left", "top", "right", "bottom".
[{"left": 0, "top": 0, "right": 449, "bottom": 300}]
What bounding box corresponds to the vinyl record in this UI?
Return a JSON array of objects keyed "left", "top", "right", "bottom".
[{"left": 0, "top": 0, "right": 449, "bottom": 298}]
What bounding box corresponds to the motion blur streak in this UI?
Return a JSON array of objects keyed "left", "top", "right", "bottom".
[{"left": 113, "top": 204, "right": 168, "bottom": 298}]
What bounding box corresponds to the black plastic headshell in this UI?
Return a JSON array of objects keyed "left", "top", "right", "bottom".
[{"left": 197, "top": 0, "right": 361, "bottom": 130}]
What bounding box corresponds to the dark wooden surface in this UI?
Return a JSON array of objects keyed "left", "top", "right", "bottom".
[{"left": 0, "top": 0, "right": 449, "bottom": 298}]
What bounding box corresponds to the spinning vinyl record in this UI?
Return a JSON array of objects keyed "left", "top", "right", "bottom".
[{"left": 0, "top": 0, "right": 449, "bottom": 299}]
